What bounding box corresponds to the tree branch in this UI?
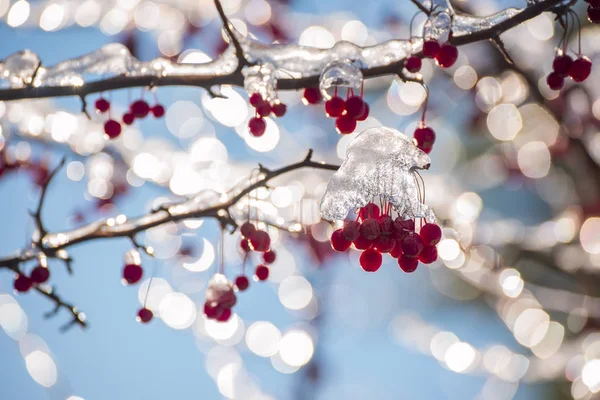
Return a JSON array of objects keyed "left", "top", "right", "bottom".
[
  {"left": 0, "top": 0, "right": 564, "bottom": 102},
  {"left": 214, "top": 0, "right": 249, "bottom": 68}
]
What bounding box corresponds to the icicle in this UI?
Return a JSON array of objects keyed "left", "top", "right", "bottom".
[{"left": 318, "top": 59, "right": 363, "bottom": 100}]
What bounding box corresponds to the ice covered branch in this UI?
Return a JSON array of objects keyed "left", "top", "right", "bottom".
[{"left": 0, "top": 0, "right": 565, "bottom": 103}]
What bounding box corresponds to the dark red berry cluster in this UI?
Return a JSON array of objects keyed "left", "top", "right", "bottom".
[
  {"left": 413, "top": 123, "right": 436, "bottom": 154},
  {"left": 13, "top": 265, "right": 50, "bottom": 293},
  {"left": 248, "top": 93, "right": 287, "bottom": 137},
  {"left": 422, "top": 39, "right": 458, "bottom": 69},
  {"left": 547, "top": 53, "right": 593, "bottom": 91},
  {"left": 303, "top": 87, "right": 369, "bottom": 135},
  {"left": 95, "top": 96, "right": 165, "bottom": 140},
  {"left": 330, "top": 202, "right": 441, "bottom": 273},
  {"left": 238, "top": 221, "right": 275, "bottom": 283},
  {"left": 204, "top": 287, "right": 237, "bottom": 323},
  {"left": 587, "top": 0, "right": 600, "bottom": 23}
]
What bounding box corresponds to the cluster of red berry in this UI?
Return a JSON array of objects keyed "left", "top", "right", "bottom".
[
  {"left": 95, "top": 96, "right": 165, "bottom": 140},
  {"left": 238, "top": 222, "right": 276, "bottom": 285},
  {"left": 247, "top": 93, "right": 287, "bottom": 137},
  {"left": 302, "top": 87, "right": 370, "bottom": 135},
  {"left": 203, "top": 279, "right": 238, "bottom": 323},
  {"left": 118, "top": 254, "right": 154, "bottom": 323},
  {"left": 13, "top": 265, "right": 50, "bottom": 293},
  {"left": 587, "top": 0, "right": 600, "bottom": 23},
  {"left": 0, "top": 152, "right": 50, "bottom": 187},
  {"left": 421, "top": 39, "right": 459, "bottom": 69},
  {"left": 330, "top": 202, "right": 441, "bottom": 273},
  {"left": 546, "top": 53, "right": 593, "bottom": 91}
]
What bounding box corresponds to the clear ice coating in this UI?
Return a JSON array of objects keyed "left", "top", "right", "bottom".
[
  {"left": 243, "top": 63, "right": 278, "bottom": 102},
  {"left": 0, "top": 0, "right": 531, "bottom": 91},
  {"left": 426, "top": 11, "right": 452, "bottom": 42},
  {"left": 319, "top": 60, "right": 363, "bottom": 100},
  {"left": 319, "top": 127, "right": 436, "bottom": 223},
  {"left": 123, "top": 248, "right": 142, "bottom": 266},
  {"left": 205, "top": 273, "right": 236, "bottom": 306}
]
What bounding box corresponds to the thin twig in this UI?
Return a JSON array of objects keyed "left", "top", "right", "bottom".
[
  {"left": 214, "top": 0, "right": 249, "bottom": 68},
  {"left": 29, "top": 157, "right": 66, "bottom": 245}
]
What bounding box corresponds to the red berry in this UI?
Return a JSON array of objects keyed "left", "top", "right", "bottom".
[
  {"left": 151, "top": 104, "right": 165, "bottom": 118},
  {"left": 217, "top": 308, "right": 232, "bottom": 322},
  {"left": 331, "top": 229, "right": 352, "bottom": 252},
  {"left": 435, "top": 44, "right": 458, "bottom": 68},
  {"left": 250, "top": 230, "right": 271, "bottom": 252},
  {"left": 359, "top": 249, "right": 382, "bottom": 272},
  {"left": 414, "top": 126, "right": 436, "bottom": 154},
  {"left": 30, "top": 266, "right": 50, "bottom": 284},
  {"left": 588, "top": 5, "right": 600, "bottom": 23},
  {"left": 422, "top": 40, "right": 440, "bottom": 58},
  {"left": 122, "top": 113, "right": 135, "bottom": 125},
  {"left": 546, "top": 72, "right": 564, "bottom": 91},
  {"left": 104, "top": 119, "right": 122, "bottom": 139},
  {"left": 325, "top": 97, "right": 345, "bottom": 118},
  {"left": 569, "top": 57, "right": 592, "bottom": 82},
  {"left": 271, "top": 102, "right": 287, "bottom": 117},
  {"left": 405, "top": 56, "right": 422, "bottom": 73},
  {"left": 342, "top": 220, "right": 361, "bottom": 241},
  {"left": 418, "top": 246, "right": 438, "bottom": 264},
  {"left": 552, "top": 54, "right": 573, "bottom": 76},
  {"left": 375, "top": 236, "right": 395, "bottom": 253},
  {"left": 356, "top": 103, "right": 369, "bottom": 121},
  {"left": 204, "top": 301, "right": 222, "bottom": 319},
  {"left": 248, "top": 117, "right": 266, "bottom": 137},
  {"left": 137, "top": 307, "right": 153, "bottom": 323},
  {"left": 379, "top": 216, "right": 394, "bottom": 236},
  {"left": 303, "top": 88, "right": 322, "bottom": 105},
  {"left": 359, "top": 203, "right": 380, "bottom": 219},
  {"left": 401, "top": 232, "right": 424, "bottom": 257},
  {"left": 235, "top": 275, "right": 250, "bottom": 291},
  {"left": 353, "top": 235, "right": 373, "bottom": 250},
  {"left": 256, "top": 102, "right": 271, "bottom": 117},
  {"left": 420, "top": 223, "right": 442, "bottom": 246},
  {"left": 390, "top": 240, "right": 403, "bottom": 258},
  {"left": 131, "top": 100, "right": 150, "bottom": 118},
  {"left": 123, "top": 264, "right": 143, "bottom": 284},
  {"left": 249, "top": 93, "right": 264, "bottom": 107},
  {"left": 240, "top": 222, "right": 256, "bottom": 238},
  {"left": 255, "top": 264, "right": 270, "bottom": 281},
  {"left": 240, "top": 239, "right": 251, "bottom": 252},
  {"left": 398, "top": 254, "right": 418, "bottom": 273},
  {"left": 263, "top": 250, "right": 276, "bottom": 264},
  {"left": 95, "top": 98, "right": 110, "bottom": 113},
  {"left": 335, "top": 115, "right": 357, "bottom": 134},
  {"left": 345, "top": 96, "right": 366, "bottom": 119},
  {"left": 361, "top": 218, "right": 381, "bottom": 240},
  {"left": 14, "top": 275, "right": 32, "bottom": 293}
]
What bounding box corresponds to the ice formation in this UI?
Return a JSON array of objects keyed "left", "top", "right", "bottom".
[{"left": 320, "top": 127, "right": 436, "bottom": 223}]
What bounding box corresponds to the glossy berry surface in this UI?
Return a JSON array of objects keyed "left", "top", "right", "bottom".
[
  {"left": 249, "top": 93, "right": 264, "bottom": 107},
  {"left": 569, "top": 57, "right": 592, "bottom": 82},
  {"left": 204, "top": 301, "right": 222, "bottom": 319},
  {"left": 123, "top": 264, "right": 143, "bottom": 284},
  {"left": 240, "top": 239, "right": 251, "bottom": 252},
  {"left": 240, "top": 222, "right": 256, "bottom": 238},
  {"left": 137, "top": 308, "right": 153, "bottom": 323},
  {"left": 375, "top": 236, "right": 395, "bottom": 253},
  {"left": 361, "top": 218, "right": 381, "bottom": 240},
  {"left": 131, "top": 100, "right": 150, "bottom": 118},
  {"left": 552, "top": 54, "right": 573, "bottom": 76},
  {"left": 95, "top": 98, "right": 110, "bottom": 113},
  {"left": 235, "top": 275, "right": 250, "bottom": 291},
  {"left": 271, "top": 102, "right": 287, "bottom": 117},
  {"left": 342, "top": 220, "right": 361, "bottom": 241},
  {"left": 216, "top": 308, "right": 232, "bottom": 322},
  {"left": 353, "top": 235, "right": 373, "bottom": 250},
  {"left": 420, "top": 223, "right": 442, "bottom": 246},
  {"left": 422, "top": 40, "right": 440, "bottom": 58},
  {"left": 419, "top": 246, "right": 438, "bottom": 264},
  {"left": 104, "top": 119, "right": 122, "bottom": 139},
  {"left": 405, "top": 56, "right": 422, "bottom": 73},
  {"left": 356, "top": 103, "right": 369, "bottom": 121},
  {"left": 414, "top": 126, "right": 436, "bottom": 153},
  {"left": 256, "top": 102, "right": 271, "bottom": 117},
  {"left": 263, "top": 250, "right": 276, "bottom": 264},
  {"left": 30, "top": 266, "right": 50, "bottom": 284},
  {"left": 249, "top": 230, "right": 271, "bottom": 252},
  {"left": 398, "top": 254, "right": 418, "bottom": 273},
  {"left": 303, "top": 88, "right": 322, "bottom": 104},
  {"left": 401, "top": 232, "right": 424, "bottom": 257},
  {"left": 122, "top": 113, "right": 135, "bottom": 125},
  {"left": 14, "top": 275, "right": 32, "bottom": 293},
  {"left": 435, "top": 44, "right": 458, "bottom": 68},
  {"left": 359, "top": 203, "right": 380, "bottom": 219},
  {"left": 331, "top": 229, "right": 352, "bottom": 252},
  {"left": 390, "top": 240, "right": 403, "bottom": 258},
  {"left": 345, "top": 96, "right": 366, "bottom": 118},
  {"left": 151, "top": 104, "right": 165, "bottom": 118},
  {"left": 255, "top": 265, "right": 270, "bottom": 281},
  {"left": 248, "top": 117, "right": 266, "bottom": 137},
  {"left": 325, "top": 97, "right": 345, "bottom": 118},
  {"left": 335, "top": 115, "right": 357, "bottom": 134},
  {"left": 359, "top": 249, "right": 383, "bottom": 272},
  {"left": 546, "top": 72, "right": 564, "bottom": 91}
]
